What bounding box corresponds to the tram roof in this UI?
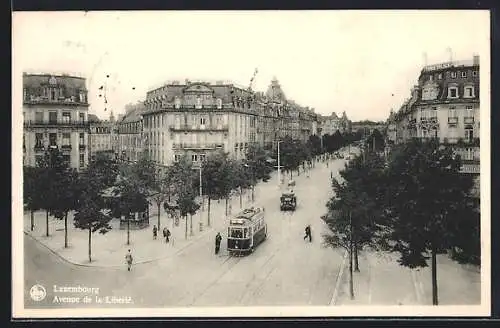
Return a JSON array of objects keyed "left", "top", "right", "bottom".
[{"left": 233, "top": 207, "right": 264, "bottom": 221}]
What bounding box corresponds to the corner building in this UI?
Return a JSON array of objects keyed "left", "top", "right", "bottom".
[
  {"left": 23, "top": 73, "right": 89, "bottom": 170},
  {"left": 143, "top": 81, "right": 257, "bottom": 166},
  {"left": 391, "top": 55, "right": 480, "bottom": 194}
]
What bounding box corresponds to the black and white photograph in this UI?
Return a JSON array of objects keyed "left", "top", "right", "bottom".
[{"left": 12, "top": 10, "right": 490, "bottom": 318}]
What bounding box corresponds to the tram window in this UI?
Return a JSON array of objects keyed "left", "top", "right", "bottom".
[
  {"left": 243, "top": 228, "right": 249, "bottom": 238},
  {"left": 230, "top": 228, "right": 243, "bottom": 238}
]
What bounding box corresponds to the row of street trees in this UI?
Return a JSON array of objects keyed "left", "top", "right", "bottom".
[
  {"left": 23, "top": 130, "right": 362, "bottom": 263},
  {"left": 322, "top": 138, "right": 479, "bottom": 305},
  {"left": 23, "top": 143, "right": 275, "bottom": 262}
]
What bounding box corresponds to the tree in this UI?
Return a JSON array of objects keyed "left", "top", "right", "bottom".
[
  {"left": 170, "top": 155, "right": 199, "bottom": 239},
  {"left": 307, "top": 135, "right": 322, "bottom": 158},
  {"left": 150, "top": 165, "right": 176, "bottom": 232},
  {"left": 279, "top": 136, "right": 301, "bottom": 179},
  {"left": 113, "top": 159, "right": 151, "bottom": 245},
  {"left": 73, "top": 164, "right": 113, "bottom": 263},
  {"left": 232, "top": 160, "right": 253, "bottom": 208},
  {"left": 23, "top": 166, "right": 43, "bottom": 231},
  {"left": 366, "top": 129, "right": 385, "bottom": 152},
  {"left": 378, "top": 138, "right": 476, "bottom": 305},
  {"left": 203, "top": 151, "right": 234, "bottom": 225},
  {"left": 245, "top": 143, "right": 272, "bottom": 183},
  {"left": 50, "top": 167, "right": 79, "bottom": 248},
  {"left": 36, "top": 148, "right": 69, "bottom": 237},
  {"left": 322, "top": 152, "right": 385, "bottom": 299}
]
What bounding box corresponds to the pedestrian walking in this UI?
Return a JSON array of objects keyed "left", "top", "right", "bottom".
[
  {"left": 303, "top": 225, "right": 312, "bottom": 243},
  {"left": 152, "top": 225, "right": 158, "bottom": 240},
  {"left": 163, "top": 227, "right": 171, "bottom": 243},
  {"left": 215, "top": 232, "right": 222, "bottom": 255},
  {"left": 125, "top": 249, "right": 133, "bottom": 271}
]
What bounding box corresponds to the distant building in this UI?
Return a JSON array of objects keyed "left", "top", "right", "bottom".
[
  {"left": 22, "top": 73, "right": 89, "bottom": 171},
  {"left": 141, "top": 78, "right": 319, "bottom": 167},
  {"left": 88, "top": 112, "right": 118, "bottom": 160},
  {"left": 318, "top": 111, "right": 351, "bottom": 136},
  {"left": 351, "top": 120, "right": 386, "bottom": 138},
  {"left": 117, "top": 102, "right": 145, "bottom": 162}
]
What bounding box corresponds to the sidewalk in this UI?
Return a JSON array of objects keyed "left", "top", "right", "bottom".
[
  {"left": 334, "top": 251, "right": 481, "bottom": 305},
  {"left": 22, "top": 168, "right": 289, "bottom": 268},
  {"left": 23, "top": 189, "right": 254, "bottom": 268}
]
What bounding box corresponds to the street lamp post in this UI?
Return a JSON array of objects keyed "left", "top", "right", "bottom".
[
  {"left": 277, "top": 140, "right": 283, "bottom": 186},
  {"left": 243, "top": 163, "right": 255, "bottom": 203},
  {"left": 199, "top": 165, "right": 203, "bottom": 211}
]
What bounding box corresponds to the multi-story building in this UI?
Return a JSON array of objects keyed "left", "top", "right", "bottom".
[
  {"left": 391, "top": 54, "right": 480, "bottom": 194},
  {"left": 318, "top": 111, "right": 351, "bottom": 136},
  {"left": 142, "top": 80, "right": 257, "bottom": 166},
  {"left": 23, "top": 73, "right": 89, "bottom": 171},
  {"left": 351, "top": 120, "right": 387, "bottom": 138},
  {"left": 117, "top": 103, "right": 145, "bottom": 162},
  {"left": 88, "top": 112, "right": 118, "bottom": 160},
  {"left": 141, "top": 78, "right": 319, "bottom": 166}
]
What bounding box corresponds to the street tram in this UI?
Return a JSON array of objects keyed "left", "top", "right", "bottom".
[{"left": 227, "top": 207, "right": 267, "bottom": 256}]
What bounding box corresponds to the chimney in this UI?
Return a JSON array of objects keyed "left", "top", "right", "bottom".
[{"left": 473, "top": 54, "right": 480, "bottom": 66}]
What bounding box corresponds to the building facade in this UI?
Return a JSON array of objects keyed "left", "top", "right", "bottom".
[
  {"left": 88, "top": 113, "right": 118, "bottom": 160},
  {"left": 117, "top": 103, "right": 145, "bottom": 162},
  {"left": 351, "top": 121, "right": 387, "bottom": 138},
  {"left": 23, "top": 73, "right": 89, "bottom": 171},
  {"left": 141, "top": 78, "right": 319, "bottom": 166},
  {"left": 391, "top": 55, "right": 480, "bottom": 193},
  {"left": 318, "top": 111, "right": 351, "bottom": 136}
]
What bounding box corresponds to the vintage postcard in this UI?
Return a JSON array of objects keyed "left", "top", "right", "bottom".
[{"left": 12, "top": 10, "right": 491, "bottom": 318}]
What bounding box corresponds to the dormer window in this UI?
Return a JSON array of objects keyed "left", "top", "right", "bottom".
[
  {"left": 422, "top": 84, "right": 439, "bottom": 101},
  {"left": 451, "top": 71, "right": 457, "bottom": 78},
  {"left": 448, "top": 85, "right": 459, "bottom": 99},
  {"left": 472, "top": 71, "right": 478, "bottom": 77},
  {"left": 461, "top": 71, "right": 467, "bottom": 78},
  {"left": 438, "top": 73, "right": 443, "bottom": 80},
  {"left": 464, "top": 86, "right": 475, "bottom": 98}
]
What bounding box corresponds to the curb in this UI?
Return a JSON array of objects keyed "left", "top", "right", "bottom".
[
  {"left": 23, "top": 220, "right": 221, "bottom": 269},
  {"left": 329, "top": 249, "right": 349, "bottom": 305},
  {"left": 23, "top": 231, "right": 110, "bottom": 269}
]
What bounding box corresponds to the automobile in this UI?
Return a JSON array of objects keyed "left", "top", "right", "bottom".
[{"left": 280, "top": 191, "right": 297, "bottom": 211}]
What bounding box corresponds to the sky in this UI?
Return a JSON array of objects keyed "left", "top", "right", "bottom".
[{"left": 12, "top": 10, "right": 489, "bottom": 121}]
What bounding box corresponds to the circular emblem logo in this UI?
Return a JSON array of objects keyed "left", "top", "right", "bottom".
[{"left": 30, "top": 284, "right": 46, "bottom": 302}]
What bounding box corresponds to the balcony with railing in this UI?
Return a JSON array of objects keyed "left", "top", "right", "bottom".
[
  {"left": 23, "top": 95, "right": 89, "bottom": 106},
  {"left": 172, "top": 143, "right": 224, "bottom": 150},
  {"left": 169, "top": 124, "right": 229, "bottom": 132},
  {"left": 79, "top": 144, "right": 86, "bottom": 150},
  {"left": 420, "top": 117, "right": 438, "bottom": 123},
  {"left": 448, "top": 117, "right": 458, "bottom": 125},
  {"left": 24, "top": 119, "right": 89, "bottom": 127},
  {"left": 61, "top": 144, "right": 72, "bottom": 150}
]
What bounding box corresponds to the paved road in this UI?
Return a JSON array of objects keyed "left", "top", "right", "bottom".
[{"left": 23, "top": 158, "right": 347, "bottom": 308}]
